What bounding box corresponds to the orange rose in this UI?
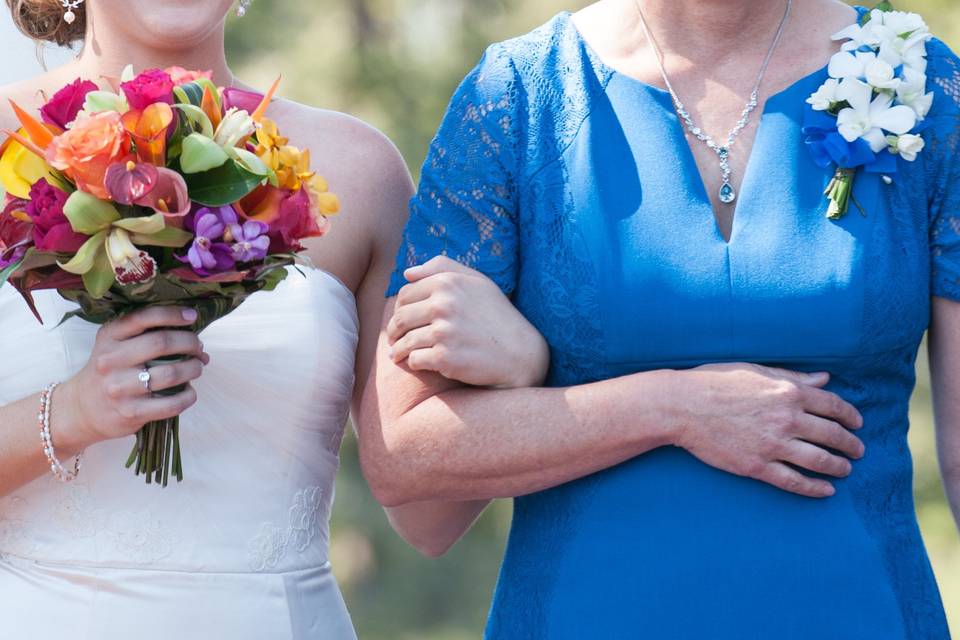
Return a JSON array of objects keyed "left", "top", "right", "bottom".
[{"left": 46, "top": 111, "right": 131, "bottom": 199}]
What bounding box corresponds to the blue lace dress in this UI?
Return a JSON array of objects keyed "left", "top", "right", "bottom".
[{"left": 387, "top": 12, "right": 959, "bottom": 639}]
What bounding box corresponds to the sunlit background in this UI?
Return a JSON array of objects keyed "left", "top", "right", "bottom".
[{"left": 1, "top": 1, "right": 958, "bottom": 638}]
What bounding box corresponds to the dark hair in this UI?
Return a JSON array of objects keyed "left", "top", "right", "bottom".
[{"left": 6, "top": 0, "right": 86, "bottom": 47}]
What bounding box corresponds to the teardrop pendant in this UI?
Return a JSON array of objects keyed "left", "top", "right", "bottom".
[
  {"left": 63, "top": 9, "right": 75, "bottom": 23},
  {"left": 719, "top": 182, "right": 736, "bottom": 204}
]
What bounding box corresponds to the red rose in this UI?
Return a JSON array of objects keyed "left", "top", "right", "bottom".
[
  {"left": 40, "top": 78, "right": 99, "bottom": 130},
  {"left": 26, "top": 179, "right": 87, "bottom": 253},
  {"left": 120, "top": 69, "right": 175, "bottom": 111}
]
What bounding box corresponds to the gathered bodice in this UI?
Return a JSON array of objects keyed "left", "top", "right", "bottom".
[{"left": 0, "top": 267, "right": 359, "bottom": 574}]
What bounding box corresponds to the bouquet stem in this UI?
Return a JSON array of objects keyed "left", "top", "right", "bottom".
[
  {"left": 124, "top": 355, "right": 187, "bottom": 486},
  {"left": 824, "top": 167, "right": 857, "bottom": 220}
]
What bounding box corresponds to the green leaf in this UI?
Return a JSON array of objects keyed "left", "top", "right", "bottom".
[
  {"left": 59, "top": 230, "right": 107, "bottom": 275},
  {"left": 183, "top": 161, "right": 265, "bottom": 207},
  {"left": 173, "top": 104, "right": 215, "bottom": 138},
  {"left": 82, "top": 90, "right": 129, "bottom": 115},
  {"left": 82, "top": 245, "right": 115, "bottom": 299},
  {"left": 63, "top": 191, "right": 120, "bottom": 234},
  {"left": 131, "top": 225, "right": 192, "bottom": 248},
  {"left": 231, "top": 147, "right": 271, "bottom": 177},
  {"left": 0, "top": 258, "right": 23, "bottom": 287},
  {"left": 173, "top": 86, "right": 192, "bottom": 106},
  {"left": 180, "top": 133, "right": 230, "bottom": 174},
  {"left": 177, "top": 82, "right": 205, "bottom": 108},
  {"left": 112, "top": 212, "right": 166, "bottom": 234},
  {"left": 195, "top": 78, "right": 222, "bottom": 110},
  {"left": 120, "top": 64, "right": 135, "bottom": 83}
]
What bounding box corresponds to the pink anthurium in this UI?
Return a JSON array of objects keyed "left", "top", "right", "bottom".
[
  {"left": 105, "top": 160, "right": 159, "bottom": 205},
  {"left": 136, "top": 167, "right": 191, "bottom": 218}
]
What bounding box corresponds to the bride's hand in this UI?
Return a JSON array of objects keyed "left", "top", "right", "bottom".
[
  {"left": 671, "top": 363, "right": 865, "bottom": 498},
  {"left": 58, "top": 306, "right": 210, "bottom": 451},
  {"left": 387, "top": 256, "right": 549, "bottom": 388}
]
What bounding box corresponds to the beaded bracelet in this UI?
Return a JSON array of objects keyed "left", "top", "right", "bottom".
[{"left": 38, "top": 383, "right": 83, "bottom": 483}]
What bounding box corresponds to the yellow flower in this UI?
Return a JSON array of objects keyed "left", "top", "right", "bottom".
[
  {"left": 255, "top": 117, "right": 288, "bottom": 152},
  {"left": 0, "top": 129, "right": 63, "bottom": 199},
  {"left": 307, "top": 174, "right": 339, "bottom": 217}
]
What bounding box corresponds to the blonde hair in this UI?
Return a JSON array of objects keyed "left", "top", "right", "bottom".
[{"left": 6, "top": 0, "right": 85, "bottom": 47}]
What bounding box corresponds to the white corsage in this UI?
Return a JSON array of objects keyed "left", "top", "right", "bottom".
[{"left": 802, "top": 2, "right": 933, "bottom": 219}]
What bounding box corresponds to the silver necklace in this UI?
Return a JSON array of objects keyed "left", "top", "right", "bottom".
[{"left": 634, "top": 0, "right": 792, "bottom": 204}]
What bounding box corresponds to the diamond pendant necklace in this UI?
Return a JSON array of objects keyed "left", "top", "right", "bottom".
[{"left": 634, "top": 0, "right": 792, "bottom": 205}]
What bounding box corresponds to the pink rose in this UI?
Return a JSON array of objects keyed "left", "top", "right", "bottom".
[
  {"left": 26, "top": 179, "right": 86, "bottom": 253},
  {"left": 46, "top": 111, "right": 132, "bottom": 199},
  {"left": 164, "top": 67, "right": 213, "bottom": 85},
  {"left": 120, "top": 69, "right": 175, "bottom": 111},
  {"left": 40, "top": 78, "right": 99, "bottom": 130}
]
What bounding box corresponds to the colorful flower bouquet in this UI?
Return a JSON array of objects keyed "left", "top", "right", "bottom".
[
  {"left": 803, "top": 2, "right": 932, "bottom": 219},
  {"left": 0, "top": 66, "right": 339, "bottom": 486}
]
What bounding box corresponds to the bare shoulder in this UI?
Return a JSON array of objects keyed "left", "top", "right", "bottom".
[
  {"left": 267, "top": 98, "right": 414, "bottom": 292},
  {"left": 0, "top": 75, "right": 52, "bottom": 132}
]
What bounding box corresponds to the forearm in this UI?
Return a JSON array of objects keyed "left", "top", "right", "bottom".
[
  {"left": 0, "top": 384, "right": 89, "bottom": 498},
  {"left": 927, "top": 297, "right": 960, "bottom": 535},
  {"left": 360, "top": 366, "right": 678, "bottom": 507}
]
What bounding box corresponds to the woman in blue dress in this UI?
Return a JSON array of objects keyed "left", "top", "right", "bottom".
[{"left": 357, "top": 0, "right": 960, "bottom": 637}]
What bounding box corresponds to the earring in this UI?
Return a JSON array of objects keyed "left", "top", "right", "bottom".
[
  {"left": 236, "top": 0, "right": 253, "bottom": 17},
  {"left": 60, "top": 0, "right": 84, "bottom": 25}
]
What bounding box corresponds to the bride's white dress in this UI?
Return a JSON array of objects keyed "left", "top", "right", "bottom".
[{"left": 0, "top": 267, "right": 359, "bottom": 639}]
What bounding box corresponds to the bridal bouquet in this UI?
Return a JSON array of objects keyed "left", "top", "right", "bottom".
[
  {"left": 802, "top": 2, "right": 932, "bottom": 219},
  {"left": 0, "top": 66, "right": 339, "bottom": 486}
]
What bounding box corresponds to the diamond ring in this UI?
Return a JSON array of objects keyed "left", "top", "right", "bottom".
[{"left": 138, "top": 368, "right": 152, "bottom": 392}]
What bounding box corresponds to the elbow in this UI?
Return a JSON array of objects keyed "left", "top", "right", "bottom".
[
  {"left": 412, "top": 538, "right": 456, "bottom": 559},
  {"left": 357, "top": 425, "right": 419, "bottom": 508}
]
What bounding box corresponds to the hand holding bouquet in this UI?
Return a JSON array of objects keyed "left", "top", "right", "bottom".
[{"left": 0, "top": 66, "right": 339, "bottom": 486}]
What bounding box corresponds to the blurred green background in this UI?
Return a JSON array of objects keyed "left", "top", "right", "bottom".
[{"left": 225, "top": 2, "right": 960, "bottom": 638}]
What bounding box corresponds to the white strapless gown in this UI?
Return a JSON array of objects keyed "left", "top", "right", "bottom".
[{"left": 0, "top": 268, "right": 359, "bottom": 639}]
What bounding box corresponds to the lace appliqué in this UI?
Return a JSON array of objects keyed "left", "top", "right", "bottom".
[
  {"left": 0, "top": 483, "right": 178, "bottom": 565},
  {"left": 247, "top": 485, "right": 325, "bottom": 572}
]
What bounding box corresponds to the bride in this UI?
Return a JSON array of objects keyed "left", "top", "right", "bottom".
[{"left": 0, "top": 0, "right": 548, "bottom": 637}]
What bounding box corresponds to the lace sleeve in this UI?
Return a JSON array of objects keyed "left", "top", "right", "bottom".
[
  {"left": 386, "top": 44, "right": 523, "bottom": 297},
  {"left": 927, "top": 40, "right": 960, "bottom": 301}
]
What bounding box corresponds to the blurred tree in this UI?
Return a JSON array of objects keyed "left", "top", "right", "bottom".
[{"left": 225, "top": 2, "right": 960, "bottom": 638}]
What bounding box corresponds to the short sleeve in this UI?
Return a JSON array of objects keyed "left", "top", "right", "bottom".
[
  {"left": 386, "top": 45, "right": 523, "bottom": 298},
  {"left": 927, "top": 41, "right": 960, "bottom": 301}
]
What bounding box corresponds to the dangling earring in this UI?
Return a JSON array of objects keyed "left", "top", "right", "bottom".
[
  {"left": 236, "top": 0, "right": 253, "bottom": 17},
  {"left": 60, "top": 0, "right": 84, "bottom": 25}
]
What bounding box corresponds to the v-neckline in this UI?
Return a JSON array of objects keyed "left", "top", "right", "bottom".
[{"left": 562, "top": 9, "right": 853, "bottom": 245}]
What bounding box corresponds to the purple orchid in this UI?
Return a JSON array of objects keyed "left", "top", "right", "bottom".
[
  {"left": 180, "top": 206, "right": 236, "bottom": 275},
  {"left": 225, "top": 218, "right": 270, "bottom": 263}
]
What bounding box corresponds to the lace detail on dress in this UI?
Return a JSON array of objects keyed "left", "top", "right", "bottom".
[
  {"left": 388, "top": 42, "right": 523, "bottom": 297},
  {"left": 247, "top": 485, "right": 326, "bottom": 572},
  {"left": 0, "top": 484, "right": 178, "bottom": 565},
  {"left": 387, "top": 13, "right": 614, "bottom": 386},
  {"left": 926, "top": 39, "right": 960, "bottom": 302}
]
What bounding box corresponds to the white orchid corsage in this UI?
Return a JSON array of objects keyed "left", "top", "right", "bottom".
[{"left": 802, "top": 2, "right": 933, "bottom": 219}]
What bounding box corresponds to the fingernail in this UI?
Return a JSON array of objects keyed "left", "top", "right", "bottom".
[{"left": 182, "top": 308, "right": 198, "bottom": 322}]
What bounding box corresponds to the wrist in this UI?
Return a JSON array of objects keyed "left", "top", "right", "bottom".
[
  {"left": 632, "top": 368, "right": 689, "bottom": 449},
  {"left": 51, "top": 380, "right": 100, "bottom": 456},
  {"left": 500, "top": 333, "right": 550, "bottom": 389}
]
